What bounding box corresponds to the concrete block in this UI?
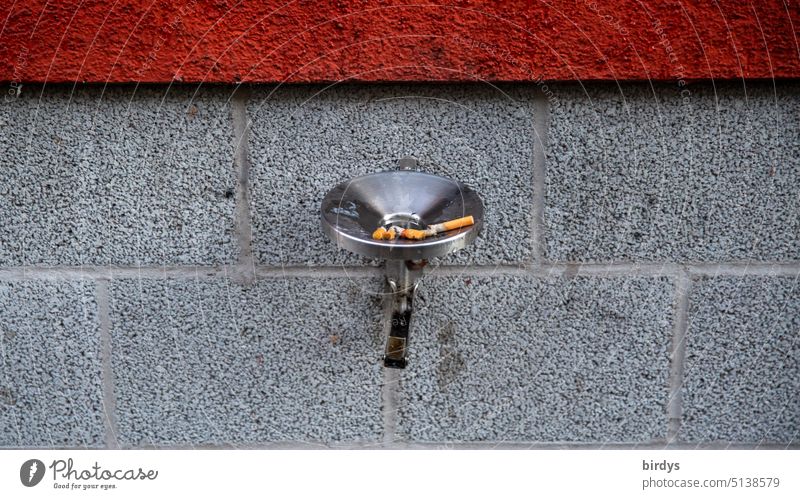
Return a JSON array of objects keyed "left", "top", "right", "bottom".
[
  {"left": 681, "top": 276, "right": 800, "bottom": 443},
  {"left": 248, "top": 84, "right": 536, "bottom": 266},
  {"left": 0, "top": 86, "right": 237, "bottom": 266},
  {"left": 546, "top": 82, "right": 800, "bottom": 262},
  {"left": 0, "top": 280, "right": 104, "bottom": 447},
  {"left": 109, "top": 276, "right": 385, "bottom": 446},
  {"left": 397, "top": 274, "right": 674, "bottom": 442}
]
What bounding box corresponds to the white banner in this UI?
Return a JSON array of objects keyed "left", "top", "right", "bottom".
[{"left": 1, "top": 449, "right": 797, "bottom": 498}]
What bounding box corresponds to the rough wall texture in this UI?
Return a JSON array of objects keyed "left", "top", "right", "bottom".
[
  {"left": 398, "top": 275, "right": 674, "bottom": 442},
  {"left": 2, "top": 1, "right": 800, "bottom": 83},
  {"left": 0, "top": 281, "right": 104, "bottom": 447},
  {"left": 546, "top": 83, "right": 800, "bottom": 262},
  {"left": 0, "top": 81, "right": 798, "bottom": 449},
  {"left": 109, "top": 277, "right": 384, "bottom": 446},
  {"left": 0, "top": 86, "right": 237, "bottom": 265},
  {"left": 681, "top": 277, "right": 800, "bottom": 443}
]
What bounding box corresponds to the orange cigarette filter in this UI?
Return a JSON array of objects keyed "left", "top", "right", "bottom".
[
  {"left": 372, "top": 226, "right": 400, "bottom": 240},
  {"left": 372, "top": 215, "right": 475, "bottom": 241},
  {"left": 400, "top": 228, "right": 427, "bottom": 240},
  {"left": 439, "top": 216, "right": 474, "bottom": 232}
]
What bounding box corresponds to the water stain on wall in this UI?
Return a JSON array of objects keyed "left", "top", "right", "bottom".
[{"left": 436, "top": 321, "right": 465, "bottom": 391}]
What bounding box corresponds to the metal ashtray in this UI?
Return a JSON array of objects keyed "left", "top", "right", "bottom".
[{"left": 320, "top": 157, "right": 484, "bottom": 368}]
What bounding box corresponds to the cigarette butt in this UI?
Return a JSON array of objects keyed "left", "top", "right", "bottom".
[
  {"left": 372, "top": 215, "right": 475, "bottom": 242},
  {"left": 440, "top": 215, "right": 474, "bottom": 232},
  {"left": 373, "top": 226, "right": 400, "bottom": 240},
  {"left": 372, "top": 227, "right": 388, "bottom": 240},
  {"left": 401, "top": 228, "right": 427, "bottom": 240}
]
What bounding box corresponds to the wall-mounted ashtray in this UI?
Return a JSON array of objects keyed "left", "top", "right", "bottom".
[{"left": 321, "top": 157, "right": 484, "bottom": 368}]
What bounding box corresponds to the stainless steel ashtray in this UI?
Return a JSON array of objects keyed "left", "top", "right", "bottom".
[
  {"left": 321, "top": 168, "right": 483, "bottom": 261},
  {"left": 320, "top": 157, "right": 484, "bottom": 368}
]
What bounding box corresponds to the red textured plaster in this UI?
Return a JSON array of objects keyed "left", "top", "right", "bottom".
[{"left": 1, "top": 0, "right": 799, "bottom": 83}]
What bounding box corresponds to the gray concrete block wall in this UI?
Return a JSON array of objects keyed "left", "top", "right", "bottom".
[
  {"left": 681, "top": 276, "right": 799, "bottom": 443},
  {"left": 0, "top": 280, "right": 104, "bottom": 447},
  {"left": 109, "top": 277, "right": 384, "bottom": 446},
  {"left": 397, "top": 275, "right": 674, "bottom": 442},
  {"left": 0, "top": 82, "right": 797, "bottom": 449},
  {"left": 0, "top": 86, "right": 238, "bottom": 266},
  {"left": 546, "top": 83, "right": 800, "bottom": 262}
]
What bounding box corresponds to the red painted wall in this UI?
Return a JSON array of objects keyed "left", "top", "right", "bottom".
[{"left": 1, "top": 0, "right": 799, "bottom": 83}]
